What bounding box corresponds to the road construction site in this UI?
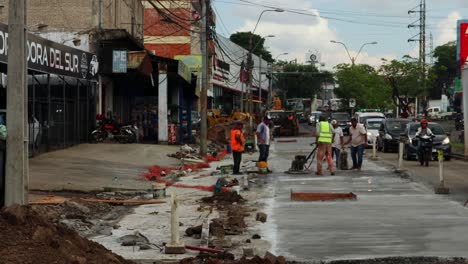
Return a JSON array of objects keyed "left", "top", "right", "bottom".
[{"left": 3, "top": 124, "right": 468, "bottom": 263}]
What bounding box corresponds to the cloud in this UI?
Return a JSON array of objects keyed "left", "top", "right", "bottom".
[
  {"left": 232, "top": 0, "right": 396, "bottom": 69},
  {"left": 434, "top": 11, "right": 463, "bottom": 46}
]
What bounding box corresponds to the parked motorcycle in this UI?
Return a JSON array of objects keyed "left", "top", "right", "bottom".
[
  {"left": 416, "top": 134, "right": 434, "bottom": 167},
  {"left": 91, "top": 118, "right": 137, "bottom": 144}
]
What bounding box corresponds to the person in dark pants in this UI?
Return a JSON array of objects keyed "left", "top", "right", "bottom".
[
  {"left": 256, "top": 115, "right": 271, "bottom": 163},
  {"left": 230, "top": 121, "right": 245, "bottom": 175}
]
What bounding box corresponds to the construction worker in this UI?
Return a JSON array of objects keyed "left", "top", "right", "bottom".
[
  {"left": 316, "top": 116, "right": 335, "bottom": 176},
  {"left": 230, "top": 121, "right": 245, "bottom": 175}
]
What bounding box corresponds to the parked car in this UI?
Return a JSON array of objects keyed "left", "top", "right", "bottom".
[
  {"left": 365, "top": 118, "right": 384, "bottom": 147},
  {"left": 331, "top": 112, "right": 351, "bottom": 135},
  {"left": 267, "top": 110, "right": 299, "bottom": 137},
  {"left": 377, "top": 118, "right": 411, "bottom": 153},
  {"left": 402, "top": 122, "right": 451, "bottom": 161},
  {"left": 308, "top": 111, "right": 322, "bottom": 126}
]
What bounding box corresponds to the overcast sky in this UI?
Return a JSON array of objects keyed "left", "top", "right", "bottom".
[{"left": 213, "top": 0, "right": 467, "bottom": 69}]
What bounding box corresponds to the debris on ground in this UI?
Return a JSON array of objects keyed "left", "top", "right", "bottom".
[
  {"left": 201, "top": 192, "right": 245, "bottom": 205},
  {"left": 252, "top": 234, "right": 261, "bottom": 239},
  {"left": 0, "top": 205, "right": 135, "bottom": 264},
  {"left": 180, "top": 251, "right": 288, "bottom": 264},
  {"left": 118, "top": 231, "right": 150, "bottom": 247},
  {"left": 142, "top": 163, "right": 210, "bottom": 182},
  {"left": 256, "top": 212, "right": 267, "bottom": 223},
  {"left": 186, "top": 225, "right": 203, "bottom": 237}
]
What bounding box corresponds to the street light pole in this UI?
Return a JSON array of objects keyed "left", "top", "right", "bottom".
[
  {"left": 330, "top": 40, "right": 377, "bottom": 66},
  {"left": 268, "top": 53, "right": 288, "bottom": 106},
  {"left": 247, "top": 8, "right": 284, "bottom": 122}
]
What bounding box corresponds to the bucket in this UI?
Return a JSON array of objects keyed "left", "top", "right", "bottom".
[{"left": 153, "top": 183, "right": 166, "bottom": 198}]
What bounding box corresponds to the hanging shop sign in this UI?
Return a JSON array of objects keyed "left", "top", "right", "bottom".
[
  {"left": 112, "top": 50, "right": 127, "bottom": 73},
  {"left": 0, "top": 23, "right": 99, "bottom": 80}
]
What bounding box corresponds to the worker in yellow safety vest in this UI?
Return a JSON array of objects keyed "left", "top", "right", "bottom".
[{"left": 315, "top": 115, "right": 335, "bottom": 176}]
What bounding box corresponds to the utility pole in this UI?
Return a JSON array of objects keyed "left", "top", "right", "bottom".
[
  {"left": 259, "top": 55, "right": 262, "bottom": 106},
  {"left": 199, "top": 0, "right": 208, "bottom": 156},
  {"left": 5, "top": 0, "right": 28, "bottom": 206},
  {"left": 408, "top": 0, "right": 426, "bottom": 114}
]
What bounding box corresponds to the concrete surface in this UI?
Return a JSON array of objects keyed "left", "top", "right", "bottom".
[
  {"left": 29, "top": 144, "right": 181, "bottom": 192},
  {"left": 254, "top": 137, "right": 468, "bottom": 262}
]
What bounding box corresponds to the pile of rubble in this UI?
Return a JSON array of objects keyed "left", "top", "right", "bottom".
[
  {"left": 0, "top": 205, "right": 134, "bottom": 264},
  {"left": 180, "top": 251, "right": 287, "bottom": 264}
]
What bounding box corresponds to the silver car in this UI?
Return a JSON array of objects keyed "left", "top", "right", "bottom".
[{"left": 365, "top": 118, "right": 384, "bottom": 147}]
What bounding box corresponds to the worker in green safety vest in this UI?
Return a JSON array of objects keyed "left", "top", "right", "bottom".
[{"left": 315, "top": 115, "right": 335, "bottom": 176}]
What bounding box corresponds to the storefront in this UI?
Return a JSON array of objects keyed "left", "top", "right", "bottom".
[{"left": 0, "top": 23, "right": 99, "bottom": 156}]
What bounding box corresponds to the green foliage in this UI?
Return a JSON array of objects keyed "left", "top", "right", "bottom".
[
  {"left": 429, "top": 41, "right": 457, "bottom": 97},
  {"left": 380, "top": 56, "right": 424, "bottom": 97},
  {"left": 275, "top": 63, "right": 333, "bottom": 100},
  {"left": 334, "top": 64, "right": 393, "bottom": 110},
  {"left": 229, "top": 32, "right": 273, "bottom": 62}
]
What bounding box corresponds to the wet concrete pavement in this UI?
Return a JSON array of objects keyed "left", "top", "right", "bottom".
[{"left": 257, "top": 136, "right": 468, "bottom": 262}]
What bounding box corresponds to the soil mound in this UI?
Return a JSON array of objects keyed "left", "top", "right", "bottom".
[
  {"left": 0, "top": 205, "right": 135, "bottom": 264},
  {"left": 201, "top": 192, "right": 245, "bottom": 204}
]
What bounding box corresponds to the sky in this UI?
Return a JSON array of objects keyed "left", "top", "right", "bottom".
[{"left": 212, "top": 0, "right": 468, "bottom": 70}]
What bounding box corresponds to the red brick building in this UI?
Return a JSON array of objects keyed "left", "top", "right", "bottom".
[{"left": 142, "top": 0, "right": 197, "bottom": 59}]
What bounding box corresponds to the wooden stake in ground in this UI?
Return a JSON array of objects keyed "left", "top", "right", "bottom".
[{"left": 165, "top": 192, "right": 186, "bottom": 254}]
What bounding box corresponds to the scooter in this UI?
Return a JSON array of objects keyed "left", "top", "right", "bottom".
[{"left": 416, "top": 134, "right": 434, "bottom": 167}]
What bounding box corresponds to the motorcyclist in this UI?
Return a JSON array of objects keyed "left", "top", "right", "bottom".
[
  {"left": 415, "top": 119, "right": 434, "bottom": 161},
  {"left": 415, "top": 119, "right": 433, "bottom": 137}
]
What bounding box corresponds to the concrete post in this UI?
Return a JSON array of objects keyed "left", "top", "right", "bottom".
[
  {"left": 371, "top": 136, "right": 378, "bottom": 160},
  {"left": 165, "top": 192, "right": 186, "bottom": 254},
  {"left": 5, "top": 0, "right": 28, "bottom": 206},
  {"left": 199, "top": 0, "right": 208, "bottom": 155},
  {"left": 397, "top": 142, "right": 404, "bottom": 171},
  {"left": 435, "top": 150, "right": 449, "bottom": 194},
  {"left": 462, "top": 67, "right": 468, "bottom": 157},
  {"left": 158, "top": 74, "right": 168, "bottom": 143}
]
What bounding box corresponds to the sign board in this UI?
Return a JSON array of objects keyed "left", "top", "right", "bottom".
[
  {"left": 112, "top": 50, "right": 127, "bottom": 73},
  {"left": 0, "top": 23, "right": 98, "bottom": 80},
  {"left": 457, "top": 20, "right": 468, "bottom": 71},
  {"left": 349, "top": 98, "right": 356, "bottom": 108}
]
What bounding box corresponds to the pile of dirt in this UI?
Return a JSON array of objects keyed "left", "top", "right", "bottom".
[
  {"left": 180, "top": 254, "right": 287, "bottom": 264},
  {"left": 0, "top": 205, "right": 135, "bottom": 264},
  {"left": 201, "top": 192, "right": 245, "bottom": 205}
]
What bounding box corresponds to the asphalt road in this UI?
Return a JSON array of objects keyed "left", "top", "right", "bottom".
[{"left": 254, "top": 131, "right": 468, "bottom": 262}]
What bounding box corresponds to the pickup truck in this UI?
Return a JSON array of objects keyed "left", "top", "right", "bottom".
[{"left": 427, "top": 106, "right": 453, "bottom": 120}]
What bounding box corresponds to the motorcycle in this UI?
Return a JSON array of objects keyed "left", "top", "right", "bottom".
[
  {"left": 416, "top": 134, "right": 434, "bottom": 167},
  {"left": 91, "top": 118, "right": 137, "bottom": 144}
]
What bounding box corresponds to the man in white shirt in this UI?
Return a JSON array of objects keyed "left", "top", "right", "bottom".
[
  {"left": 344, "top": 117, "right": 367, "bottom": 171},
  {"left": 331, "top": 120, "right": 344, "bottom": 169},
  {"left": 256, "top": 115, "right": 271, "bottom": 163}
]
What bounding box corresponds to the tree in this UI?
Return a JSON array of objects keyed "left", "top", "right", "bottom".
[
  {"left": 334, "top": 64, "right": 393, "bottom": 111},
  {"left": 379, "top": 56, "right": 424, "bottom": 116},
  {"left": 429, "top": 41, "right": 457, "bottom": 99},
  {"left": 274, "top": 63, "right": 333, "bottom": 102},
  {"left": 230, "top": 32, "right": 273, "bottom": 62}
]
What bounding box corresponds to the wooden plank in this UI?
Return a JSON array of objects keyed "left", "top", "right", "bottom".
[
  {"left": 29, "top": 196, "right": 68, "bottom": 205},
  {"left": 80, "top": 198, "right": 166, "bottom": 205},
  {"left": 291, "top": 192, "right": 357, "bottom": 201}
]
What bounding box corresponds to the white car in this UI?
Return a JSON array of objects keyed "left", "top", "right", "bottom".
[
  {"left": 365, "top": 118, "right": 384, "bottom": 147},
  {"left": 356, "top": 112, "right": 385, "bottom": 124}
]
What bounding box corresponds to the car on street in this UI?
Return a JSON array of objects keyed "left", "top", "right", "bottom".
[
  {"left": 365, "top": 118, "right": 384, "bottom": 147},
  {"left": 356, "top": 112, "right": 385, "bottom": 125},
  {"left": 267, "top": 110, "right": 299, "bottom": 137},
  {"left": 331, "top": 112, "right": 351, "bottom": 135},
  {"left": 402, "top": 122, "right": 452, "bottom": 161},
  {"left": 377, "top": 118, "right": 411, "bottom": 153},
  {"left": 308, "top": 111, "right": 322, "bottom": 126}
]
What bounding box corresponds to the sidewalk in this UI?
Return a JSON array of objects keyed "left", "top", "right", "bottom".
[{"left": 29, "top": 144, "right": 181, "bottom": 192}]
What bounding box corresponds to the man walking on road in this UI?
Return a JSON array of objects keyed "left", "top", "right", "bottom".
[
  {"left": 331, "top": 120, "right": 344, "bottom": 169},
  {"left": 230, "top": 121, "right": 245, "bottom": 175},
  {"left": 256, "top": 115, "right": 271, "bottom": 164},
  {"left": 345, "top": 118, "right": 367, "bottom": 171},
  {"left": 316, "top": 116, "right": 335, "bottom": 176}
]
